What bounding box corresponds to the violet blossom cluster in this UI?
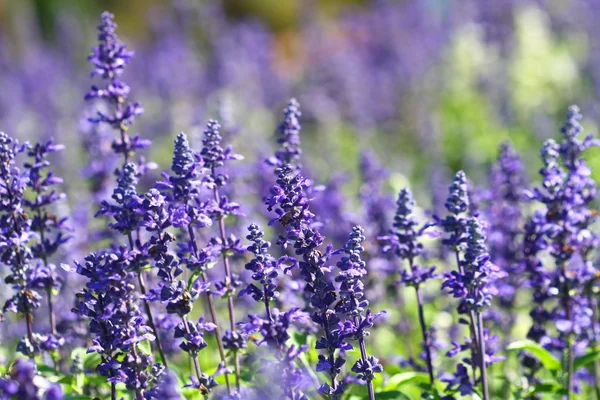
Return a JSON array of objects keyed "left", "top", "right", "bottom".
[
  {"left": 238, "top": 223, "right": 309, "bottom": 399},
  {"left": 1, "top": 132, "right": 70, "bottom": 357},
  {"left": 524, "top": 105, "right": 600, "bottom": 393},
  {"left": 439, "top": 171, "right": 502, "bottom": 400},
  {"left": 199, "top": 119, "right": 246, "bottom": 392},
  {"left": 1, "top": 132, "right": 38, "bottom": 351},
  {"left": 335, "top": 226, "right": 384, "bottom": 399},
  {"left": 146, "top": 132, "right": 227, "bottom": 396},
  {"left": 482, "top": 142, "right": 527, "bottom": 331},
  {"left": 85, "top": 12, "right": 148, "bottom": 171},
  {"left": 264, "top": 100, "right": 384, "bottom": 399},
  {"left": 267, "top": 98, "right": 302, "bottom": 170},
  {"left": 380, "top": 188, "right": 438, "bottom": 384}
]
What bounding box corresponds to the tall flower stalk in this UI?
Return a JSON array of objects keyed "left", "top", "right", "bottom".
[
  {"left": 438, "top": 171, "right": 479, "bottom": 381},
  {"left": 156, "top": 131, "right": 233, "bottom": 394},
  {"left": 85, "top": 11, "right": 165, "bottom": 367},
  {"left": 336, "top": 226, "right": 384, "bottom": 400},
  {"left": 199, "top": 120, "right": 244, "bottom": 391},
  {"left": 23, "top": 139, "right": 71, "bottom": 337},
  {"left": 380, "top": 188, "right": 437, "bottom": 384},
  {"left": 265, "top": 164, "right": 342, "bottom": 396},
  {"left": 440, "top": 172, "right": 502, "bottom": 400},
  {"left": 73, "top": 248, "right": 155, "bottom": 399},
  {"left": 0, "top": 132, "right": 38, "bottom": 354},
  {"left": 482, "top": 142, "right": 527, "bottom": 339},
  {"left": 239, "top": 223, "right": 310, "bottom": 399},
  {"left": 525, "top": 105, "right": 600, "bottom": 398}
]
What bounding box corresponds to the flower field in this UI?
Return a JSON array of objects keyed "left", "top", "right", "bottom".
[{"left": 1, "top": 1, "right": 600, "bottom": 399}]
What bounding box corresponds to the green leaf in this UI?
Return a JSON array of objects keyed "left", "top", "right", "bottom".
[
  {"left": 384, "top": 372, "right": 430, "bottom": 390},
  {"left": 37, "top": 365, "right": 58, "bottom": 375},
  {"left": 138, "top": 339, "right": 152, "bottom": 355},
  {"left": 528, "top": 382, "right": 567, "bottom": 396},
  {"left": 574, "top": 348, "right": 600, "bottom": 370},
  {"left": 64, "top": 395, "right": 93, "bottom": 400},
  {"left": 187, "top": 270, "right": 203, "bottom": 291},
  {"left": 375, "top": 390, "right": 412, "bottom": 399},
  {"left": 83, "top": 351, "right": 102, "bottom": 370},
  {"left": 506, "top": 339, "right": 561, "bottom": 371}
]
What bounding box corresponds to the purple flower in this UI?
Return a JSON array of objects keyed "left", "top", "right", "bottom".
[
  {"left": 200, "top": 119, "right": 243, "bottom": 191},
  {"left": 436, "top": 171, "right": 470, "bottom": 252},
  {"left": 0, "top": 132, "right": 44, "bottom": 354},
  {"left": 239, "top": 224, "right": 282, "bottom": 303},
  {"left": 72, "top": 248, "right": 155, "bottom": 393},
  {"left": 85, "top": 12, "right": 148, "bottom": 173},
  {"left": 267, "top": 98, "right": 302, "bottom": 170},
  {"left": 96, "top": 162, "right": 143, "bottom": 235},
  {"left": 0, "top": 359, "right": 64, "bottom": 400},
  {"left": 175, "top": 316, "right": 216, "bottom": 356},
  {"left": 144, "top": 365, "right": 181, "bottom": 400},
  {"left": 523, "top": 105, "right": 600, "bottom": 393},
  {"left": 239, "top": 223, "right": 309, "bottom": 399},
  {"left": 442, "top": 217, "right": 501, "bottom": 314},
  {"left": 481, "top": 142, "right": 527, "bottom": 331},
  {"left": 335, "top": 226, "right": 384, "bottom": 393},
  {"left": 157, "top": 132, "right": 203, "bottom": 203}
]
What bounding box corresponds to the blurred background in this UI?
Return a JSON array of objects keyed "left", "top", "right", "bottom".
[{"left": 1, "top": 0, "right": 600, "bottom": 208}]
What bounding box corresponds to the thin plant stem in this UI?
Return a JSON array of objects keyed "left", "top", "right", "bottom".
[
  {"left": 356, "top": 318, "right": 375, "bottom": 400},
  {"left": 129, "top": 342, "right": 144, "bottom": 399},
  {"left": 126, "top": 232, "right": 168, "bottom": 367},
  {"left": 476, "top": 312, "right": 490, "bottom": 400},
  {"left": 182, "top": 315, "right": 203, "bottom": 381},
  {"left": 415, "top": 286, "right": 435, "bottom": 384},
  {"left": 187, "top": 224, "right": 232, "bottom": 394},
  {"left": 213, "top": 185, "right": 241, "bottom": 391},
  {"left": 263, "top": 286, "right": 273, "bottom": 323},
  {"left": 36, "top": 209, "right": 56, "bottom": 335},
  {"left": 25, "top": 311, "right": 34, "bottom": 357},
  {"left": 588, "top": 286, "right": 600, "bottom": 400},
  {"left": 408, "top": 257, "right": 435, "bottom": 385},
  {"left": 454, "top": 250, "right": 480, "bottom": 383},
  {"left": 559, "top": 263, "right": 574, "bottom": 399}
]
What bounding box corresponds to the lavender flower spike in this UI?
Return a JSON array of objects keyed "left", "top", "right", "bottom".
[
  {"left": 239, "top": 223, "right": 309, "bottom": 399},
  {"left": 380, "top": 187, "right": 437, "bottom": 384},
  {"left": 24, "top": 139, "right": 71, "bottom": 337},
  {"left": 200, "top": 119, "right": 244, "bottom": 391},
  {"left": 336, "top": 226, "right": 384, "bottom": 400},
  {"left": 86, "top": 11, "right": 148, "bottom": 173},
  {"left": 0, "top": 132, "right": 39, "bottom": 355},
  {"left": 442, "top": 215, "right": 500, "bottom": 400},
  {"left": 158, "top": 131, "right": 233, "bottom": 394},
  {"left": 267, "top": 98, "right": 302, "bottom": 170},
  {"left": 525, "top": 105, "right": 600, "bottom": 397}
]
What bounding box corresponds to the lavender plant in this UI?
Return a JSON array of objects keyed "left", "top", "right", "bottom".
[
  {"left": 23, "top": 139, "right": 71, "bottom": 340},
  {"left": 524, "top": 105, "right": 600, "bottom": 398},
  {"left": 380, "top": 188, "right": 437, "bottom": 384},
  {"left": 155, "top": 131, "right": 233, "bottom": 395},
  {"left": 1, "top": 132, "right": 38, "bottom": 354},
  {"left": 482, "top": 142, "right": 527, "bottom": 334},
  {"left": 239, "top": 223, "right": 309, "bottom": 399},
  {"left": 199, "top": 120, "right": 245, "bottom": 391},
  {"left": 440, "top": 172, "right": 503, "bottom": 400},
  {"left": 84, "top": 11, "right": 165, "bottom": 368},
  {"left": 336, "top": 226, "right": 384, "bottom": 400}
]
